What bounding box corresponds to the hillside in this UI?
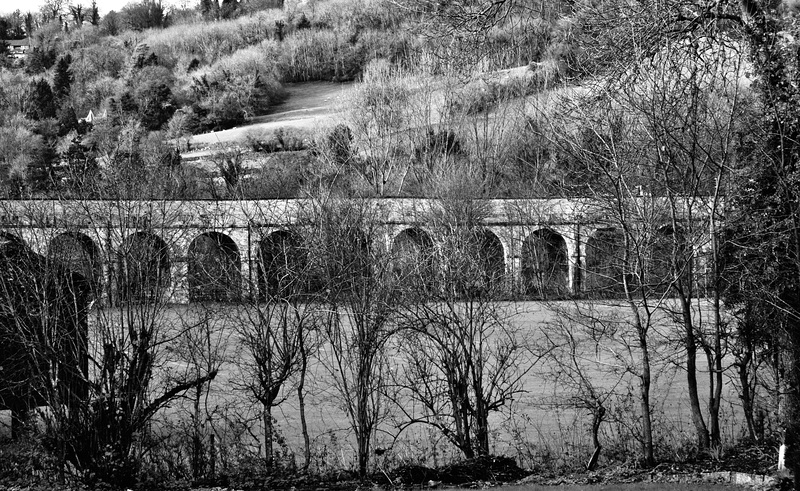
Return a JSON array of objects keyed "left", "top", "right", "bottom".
[{"left": 0, "top": 0, "right": 581, "bottom": 199}]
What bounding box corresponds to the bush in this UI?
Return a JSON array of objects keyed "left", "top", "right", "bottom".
[
  {"left": 180, "top": 41, "right": 285, "bottom": 131},
  {"left": 326, "top": 124, "right": 354, "bottom": 165},
  {"left": 245, "top": 127, "right": 314, "bottom": 153},
  {"left": 0, "top": 440, "right": 90, "bottom": 490}
]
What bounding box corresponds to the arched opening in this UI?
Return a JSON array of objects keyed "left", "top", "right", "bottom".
[
  {"left": 521, "top": 228, "right": 568, "bottom": 298},
  {"left": 585, "top": 228, "right": 626, "bottom": 298},
  {"left": 258, "top": 230, "right": 307, "bottom": 298},
  {"left": 48, "top": 232, "right": 101, "bottom": 296},
  {"left": 392, "top": 227, "right": 435, "bottom": 293},
  {"left": 117, "top": 232, "right": 170, "bottom": 303},
  {"left": 449, "top": 228, "right": 505, "bottom": 297},
  {"left": 0, "top": 235, "right": 90, "bottom": 435},
  {"left": 648, "top": 225, "right": 685, "bottom": 296},
  {"left": 478, "top": 229, "right": 505, "bottom": 288},
  {"left": 319, "top": 225, "right": 372, "bottom": 296},
  {"left": 188, "top": 232, "right": 241, "bottom": 303}
]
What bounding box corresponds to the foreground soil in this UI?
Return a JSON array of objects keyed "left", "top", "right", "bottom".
[
  {"left": 192, "top": 443, "right": 785, "bottom": 491},
  {"left": 0, "top": 443, "right": 782, "bottom": 490}
]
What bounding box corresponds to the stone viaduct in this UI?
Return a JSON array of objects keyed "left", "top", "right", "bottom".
[{"left": 0, "top": 198, "right": 712, "bottom": 304}]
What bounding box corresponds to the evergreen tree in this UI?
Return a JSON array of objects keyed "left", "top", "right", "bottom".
[
  {"left": 88, "top": 1, "right": 99, "bottom": 25},
  {"left": 138, "top": 82, "right": 174, "bottom": 130},
  {"left": 118, "top": 91, "right": 138, "bottom": 115},
  {"left": 200, "top": 0, "right": 218, "bottom": 19},
  {"left": 101, "top": 10, "right": 119, "bottom": 35},
  {"left": 220, "top": 0, "right": 238, "bottom": 19},
  {"left": 0, "top": 19, "right": 8, "bottom": 69},
  {"left": 57, "top": 105, "right": 78, "bottom": 137},
  {"left": 52, "top": 55, "right": 73, "bottom": 101},
  {"left": 26, "top": 141, "right": 57, "bottom": 194},
  {"left": 0, "top": 17, "right": 8, "bottom": 40},
  {"left": 24, "top": 12, "right": 33, "bottom": 37},
  {"left": 24, "top": 79, "right": 57, "bottom": 121}
]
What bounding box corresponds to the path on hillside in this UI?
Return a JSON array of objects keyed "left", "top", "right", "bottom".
[{"left": 183, "top": 81, "right": 353, "bottom": 156}]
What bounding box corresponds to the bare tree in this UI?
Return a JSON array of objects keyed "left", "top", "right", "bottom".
[
  {"left": 306, "top": 196, "right": 399, "bottom": 478},
  {"left": 602, "top": 38, "right": 751, "bottom": 449},
  {"left": 231, "top": 212, "right": 316, "bottom": 470},
  {"left": 541, "top": 97, "right": 681, "bottom": 466},
  {"left": 536, "top": 308, "right": 625, "bottom": 470},
  {"left": 392, "top": 197, "right": 534, "bottom": 458},
  {"left": 339, "top": 59, "right": 415, "bottom": 196},
  {"left": 0, "top": 195, "right": 217, "bottom": 486},
  {"left": 164, "top": 306, "right": 232, "bottom": 482}
]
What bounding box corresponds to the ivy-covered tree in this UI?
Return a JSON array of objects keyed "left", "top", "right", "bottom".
[{"left": 220, "top": 0, "right": 239, "bottom": 19}]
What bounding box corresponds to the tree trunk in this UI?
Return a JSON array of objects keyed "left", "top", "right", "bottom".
[
  {"left": 475, "top": 398, "right": 490, "bottom": 456},
  {"left": 192, "top": 383, "right": 204, "bottom": 480},
  {"left": 356, "top": 360, "right": 371, "bottom": 479},
  {"left": 356, "top": 393, "right": 370, "bottom": 478},
  {"left": 708, "top": 335, "right": 724, "bottom": 446},
  {"left": 298, "top": 344, "right": 311, "bottom": 472},
  {"left": 736, "top": 348, "right": 758, "bottom": 441},
  {"left": 709, "top": 219, "right": 724, "bottom": 446},
  {"left": 263, "top": 404, "right": 273, "bottom": 468},
  {"left": 639, "top": 331, "right": 655, "bottom": 467},
  {"left": 10, "top": 407, "right": 26, "bottom": 441},
  {"left": 588, "top": 404, "right": 605, "bottom": 471},
  {"left": 681, "top": 292, "right": 710, "bottom": 449}
]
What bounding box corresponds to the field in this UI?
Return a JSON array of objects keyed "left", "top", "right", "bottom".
[
  {"left": 0, "top": 300, "right": 750, "bottom": 473},
  {"left": 184, "top": 81, "right": 354, "bottom": 150},
  {"left": 148, "top": 300, "right": 746, "bottom": 472}
]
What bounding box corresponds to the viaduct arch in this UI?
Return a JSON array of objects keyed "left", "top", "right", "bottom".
[{"left": 0, "top": 199, "right": 714, "bottom": 304}]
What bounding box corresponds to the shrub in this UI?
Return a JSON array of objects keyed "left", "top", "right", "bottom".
[
  {"left": 326, "top": 124, "right": 354, "bottom": 165},
  {"left": 245, "top": 126, "right": 314, "bottom": 153},
  {"left": 0, "top": 439, "right": 89, "bottom": 490},
  {"left": 240, "top": 151, "right": 312, "bottom": 198},
  {"left": 180, "top": 41, "right": 285, "bottom": 131}
]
